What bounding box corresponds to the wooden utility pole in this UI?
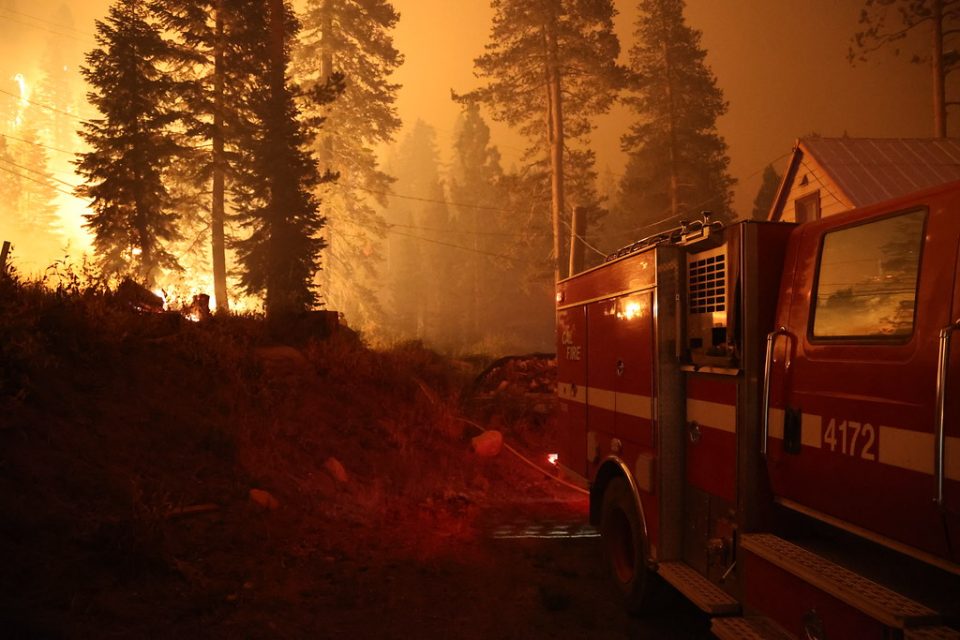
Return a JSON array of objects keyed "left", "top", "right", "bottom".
[
  {"left": 211, "top": 0, "right": 229, "bottom": 312},
  {"left": 933, "top": 0, "right": 947, "bottom": 138},
  {"left": 568, "top": 206, "right": 587, "bottom": 277}
]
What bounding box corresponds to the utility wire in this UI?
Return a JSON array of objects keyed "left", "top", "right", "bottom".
[
  {"left": 0, "top": 88, "right": 88, "bottom": 123},
  {"left": 0, "top": 6, "right": 95, "bottom": 38},
  {"left": 0, "top": 156, "right": 78, "bottom": 190},
  {"left": 353, "top": 183, "right": 547, "bottom": 215},
  {"left": 388, "top": 228, "right": 522, "bottom": 263},
  {"left": 0, "top": 132, "right": 75, "bottom": 156},
  {"left": 0, "top": 163, "right": 76, "bottom": 198},
  {"left": 0, "top": 12, "right": 92, "bottom": 44}
]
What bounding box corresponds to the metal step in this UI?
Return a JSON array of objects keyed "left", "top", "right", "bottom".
[
  {"left": 906, "top": 628, "right": 960, "bottom": 640},
  {"left": 711, "top": 616, "right": 795, "bottom": 640},
  {"left": 741, "top": 533, "right": 941, "bottom": 629},
  {"left": 657, "top": 561, "right": 740, "bottom": 615}
]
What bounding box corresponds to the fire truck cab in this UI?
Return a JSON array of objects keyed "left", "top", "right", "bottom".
[{"left": 555, "top": 180, "right": 960, "bottom": 638}]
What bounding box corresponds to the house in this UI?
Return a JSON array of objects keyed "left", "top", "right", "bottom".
[{"left": 768, "top": 137, "right": 960, "bottom": 222}]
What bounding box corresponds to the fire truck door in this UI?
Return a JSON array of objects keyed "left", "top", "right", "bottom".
[
  {"left": 557, "top": 306, "right": 588, "bottom": 478},
  {"left": 768, "top": 208, "right": 956, "bottom": 561}
]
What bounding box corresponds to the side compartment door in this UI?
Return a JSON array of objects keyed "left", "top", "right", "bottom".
[
  {"left": 767, "top": 207, "right": 954, "bottom": 559},
  {"left": 557, "top": 305, "right": 588, "bottom": 479}
]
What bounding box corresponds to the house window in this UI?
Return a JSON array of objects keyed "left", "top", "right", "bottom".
[
  {"left": 812, "top": 209, "right": 925, "bottom": 339},
  {"left": 794, "top": 191, "right": 821, "bottom": 223}
]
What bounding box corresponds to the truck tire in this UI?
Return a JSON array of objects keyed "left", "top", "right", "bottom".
[{"left": 600, "top": 476, "right": 655, "bottom": 613}]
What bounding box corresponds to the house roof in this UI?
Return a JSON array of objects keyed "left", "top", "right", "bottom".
[{"left": 800, "top": 137, "right": 960, "bottom": 208}]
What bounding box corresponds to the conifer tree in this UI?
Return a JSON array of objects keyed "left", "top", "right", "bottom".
[
  {"left": 850, "top": 0, "right": 959, "bottom": 137},
  {"left": 293, "top": 0, "right": 403, "bottom": 328},
  {"left": 618, "top": 0, "right": 734, "bottom": 234},
  {"left": 75, "top": 0, "right": 183, "bottom": 287},
  {"left": 152, "top": 0, "right": 273, "bottom": 311},
  {"left": 461, "top": 0, "right": 622, "bottom": 283},
  {"left": 449, "top": 101, "right": 505, "bottom": 344},
  {"left": 383, "top": 120, "right": 449, "bottom": 341},
  {"left": 232, "top": 0, "right": 335, "bottom": 316},
  {"left": 751, "top": 164, "right": 781, "bottom": 220}
]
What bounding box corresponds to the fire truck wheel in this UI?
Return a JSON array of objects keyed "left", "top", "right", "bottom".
[{"left": 600, "top": 476, "right": 654, "bottom": 613}]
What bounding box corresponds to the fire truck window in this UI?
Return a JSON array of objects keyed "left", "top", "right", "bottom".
[{"left": 812, "top": 210, "right": 925, "bottom": 339}]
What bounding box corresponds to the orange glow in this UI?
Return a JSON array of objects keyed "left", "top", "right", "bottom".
[{"left": 547, "top": 453, "right": 559, "bottom": 466}]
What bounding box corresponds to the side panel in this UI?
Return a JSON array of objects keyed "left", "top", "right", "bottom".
[
  {"left": 685, "top": 375, "right": 737, "bottom": 503},
  {"left": 556, "top": 305, "right": 588, "bottom": 478},
  {"left": 767, "top": 189, "right": 960, "bottom": 561}
]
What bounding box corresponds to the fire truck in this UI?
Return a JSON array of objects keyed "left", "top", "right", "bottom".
[{"left": 555, "top": 180, "right": 960, "bottom": 638}]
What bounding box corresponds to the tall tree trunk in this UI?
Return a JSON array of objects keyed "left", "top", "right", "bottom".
[
  {"left": 545, "top": 11, "right": 565, "bottom": 284},
  {"left": 933, "top": 0, "right": 947, "bottom": 138},
  {"left": 211, "top": 0, "right": 229, "bottom": 312},
  {"left": 663, "top": 40, "right": 679, "bottom": 221},
  {"left": 318, "top": 0, "right": 334, "bottom": 302},
  {"left": 267, "top": 0, "right": 286, "bottom": 318}
]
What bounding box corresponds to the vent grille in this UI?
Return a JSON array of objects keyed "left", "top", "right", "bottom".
[{"left": 689, "top": 254, "right": 726, "bottom": 313}]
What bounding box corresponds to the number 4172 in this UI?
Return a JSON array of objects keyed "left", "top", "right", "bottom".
[{"left": 824, "top": 418, "right": 877, "bottom": 461}]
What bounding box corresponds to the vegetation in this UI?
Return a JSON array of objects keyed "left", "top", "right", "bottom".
[{"left": 615, "top": 0, "right": 735, "bottom": 243}]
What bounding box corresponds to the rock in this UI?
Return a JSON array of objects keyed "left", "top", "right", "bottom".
[
  {"left": 471, "top": 430, "right": 503, "bottom": 457},
  {"left": 325, "top": 457, "right": 348, "bottom": 484},
  {"left": 249, "top": 488, "right": 280, "bottom": 510}
]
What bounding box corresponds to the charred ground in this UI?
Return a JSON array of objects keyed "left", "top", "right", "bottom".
[{"left": 0, "top": 276, "right": 708, "bottom": 639}]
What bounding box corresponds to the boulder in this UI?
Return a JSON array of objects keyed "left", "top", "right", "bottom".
[
  {"left": 325, "top": 457, "right": 348, "bottom": 484},
  {"left": 471, "top": 430, "right": 503, "bottom": 457},
  {"left": 249, "top": 488, "right": 280, "bottom": 510}
]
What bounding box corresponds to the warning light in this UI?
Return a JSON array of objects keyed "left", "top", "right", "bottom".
[{"left": 547, "top": 453, "right": 559, "bottom": 466}]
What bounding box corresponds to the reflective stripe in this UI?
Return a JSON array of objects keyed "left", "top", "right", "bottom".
[
  {"left": 687, "top": 398, "right": 736, "bottom": 433},
  {"left": 557, "top": 382, "right": 652, "bottom": 420},
  {"left": 767, "top": 408, "right": 960, "bottom": 481}
]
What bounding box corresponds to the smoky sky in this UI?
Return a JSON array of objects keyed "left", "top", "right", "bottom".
[{"left": 0, "top": 0, "right": 939, "bottom": 224}]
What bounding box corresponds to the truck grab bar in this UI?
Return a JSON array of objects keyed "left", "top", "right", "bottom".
[
  {"left": 935, "top": 320, "right": 960, "bottom": 507},
  {"left": 762, "top": 327, "right": 790, "bottom": 458}
]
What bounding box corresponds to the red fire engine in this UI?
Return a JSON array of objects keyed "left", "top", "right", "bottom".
[{"left": 555, "top": 180, "right": 960, "bottom": 638}]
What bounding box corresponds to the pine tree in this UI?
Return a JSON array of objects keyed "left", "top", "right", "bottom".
[
  {"left": 152, "top": 0, "right": 275, "bottom": 311},
  {"left": 449, "top": 102, "right": 504, "bottom": 345},
  {"left": 232, "top": 0, "right": 335, "bottom": 317},
  {"left": 619, "top": 0, "right": 735, "bottom": 235},
  {"left": 751, "top": 164, "right": 781, "bottom": 220},
  {"left": 75, "top": 0, "right": 183, "bottom": 287},
  {"left": 460, "top": 0, "right": 623, "bottom": 283},
  {"left": 382, "top": 120, "right": 449, "bottom": 342},
  {"left": 850, "top": 0, "right": 959, "bottom": 137},
  {"left": 293, "top": 0, "right": 402, "bottom": 329}
]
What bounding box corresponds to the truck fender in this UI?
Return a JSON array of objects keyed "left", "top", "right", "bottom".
[{"left": 590, "top": 456, "right": 650, "bottom": 555}]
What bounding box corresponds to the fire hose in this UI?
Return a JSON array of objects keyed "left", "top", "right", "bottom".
[{"left": 457, "top": 417, "right": 589, "bottom": 496}]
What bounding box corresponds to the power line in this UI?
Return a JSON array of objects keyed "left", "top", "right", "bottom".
[
  {"left": 0, "top": 156, "right": 78, "bottom": 190},
  {"left": 0, "top": 6, "right": 95, "bottom": 38},
  {"left": 0, "top": 132, "right": 75, "bottom": 156},
  {"left": 0, "top": 163, "right": 76, "bottom": 198},
  {"left": 0, "top": 12, "right": 92, "bottom": 45},
  {"left": 353, "top": 184, "right": 545, "bottom": 215},
  {"left": 388, "top": 221, "right": 529, "bottom": 238},
  {"left": 388, "top": 228, "right": 522, "bottom": 263},
  {"left": 0, "top": 88, "right": 89, "bottom": 123}
]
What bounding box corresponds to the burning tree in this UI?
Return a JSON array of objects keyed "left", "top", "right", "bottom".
[{"left": 75, "top": 0, "right": 184, "bottom": 288}]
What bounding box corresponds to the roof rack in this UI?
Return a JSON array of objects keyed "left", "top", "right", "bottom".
[{"left": 604, "top": 212, "right": 723, "bottom": 263}]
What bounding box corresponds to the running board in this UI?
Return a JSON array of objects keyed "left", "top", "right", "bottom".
[
  {"left": 905, "top": 628, "right": 960, "bottom": 639},
  {"left": 711, "top": 616, "right": 794, "bottom": 640},
  {"left": 741, "top": 533, "right": 941, "bottom": 629},
  {"left": 657, "top": 561, "right": 739, "bottom": 615}
]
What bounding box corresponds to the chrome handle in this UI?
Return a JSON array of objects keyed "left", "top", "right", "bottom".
[
  {"left": 935, "top": 321, "right": 960, "bottom": 506},
  {"left": 762, "top": 327, "right": 790, "bottom": 458}
]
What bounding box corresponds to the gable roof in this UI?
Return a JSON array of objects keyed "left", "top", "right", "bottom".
[{"left": 800, "top": 137, "right": 960, "bottom": 208}]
